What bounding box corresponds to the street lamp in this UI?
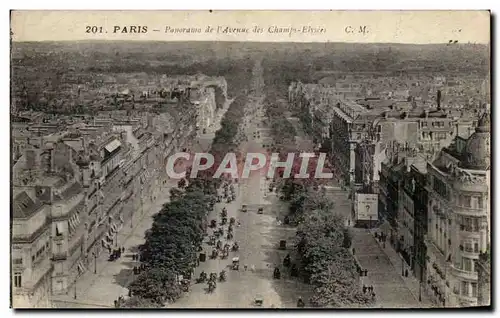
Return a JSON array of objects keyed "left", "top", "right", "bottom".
[
  {"left": 74, "top": 278, "right": 77, "bottom": 299},
  {"left": 93, "top": 250, "right": 97, "bottom": 274},
  {"left": 419, "top": 263, "right": 423, "bottom": 302}
]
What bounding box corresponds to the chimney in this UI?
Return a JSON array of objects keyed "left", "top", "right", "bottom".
[{"left": 437, "top": 90, "right": 442, "bottom": 110}]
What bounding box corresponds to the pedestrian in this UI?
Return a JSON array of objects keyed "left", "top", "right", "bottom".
[
  {"left": 251, "top": 264, "right": 256, "bottom": 272},
  {"left": 128, "top": 289, "right": 132, "bottom": 297},
  {"left": 375, "top": 232, "right": 378, "bottom": 239},
  {"left": 363, "top": 285, "right": 367, "bottom": 293},
  {"left": 352, "top": 248, "right": 356, "bottom": 255},
  {"left": 244, "top": 264, "right": 248, "bottom": 271}
]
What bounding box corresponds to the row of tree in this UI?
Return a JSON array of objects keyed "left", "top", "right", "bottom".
[
  {"left": 292, "top": 189, "right": 375, "bottom": 308},
  {"left": 124, "top": 181, "right": 215, "bottom": 307},
  {"left": 123, "top": 91, "right": 249, "bottom": 308},
  {"left": 264, "top": 95, "right": 297, "bottom": 151}
]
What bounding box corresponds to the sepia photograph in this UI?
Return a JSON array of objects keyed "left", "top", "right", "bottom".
[{"left": 9, "top": 10, "right": 491, "bottom": 309}]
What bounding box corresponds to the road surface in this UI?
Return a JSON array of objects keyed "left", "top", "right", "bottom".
[{"left": 169, "top": 60, "right": 312, "bottom": 308}]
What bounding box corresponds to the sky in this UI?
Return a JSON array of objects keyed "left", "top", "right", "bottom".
[{"left": 11, "top": 10, "right": 490, "bottom": 44}]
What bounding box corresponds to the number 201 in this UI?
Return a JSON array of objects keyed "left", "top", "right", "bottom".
[{"left": 86, "top": 26, "right": 104, "bottom": 33}]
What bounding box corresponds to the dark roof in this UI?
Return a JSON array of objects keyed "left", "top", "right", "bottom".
[{"left": 13, "top": 191, "right": 44, "bottom": 219}]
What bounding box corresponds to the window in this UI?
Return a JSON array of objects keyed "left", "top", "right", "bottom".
[
  {"left": 422, "top": 122, "right": 428, "bottom": 128},
  {"left": 460, "top": 195, "right": 472, "bottom": 208},
  {"left": 462, "top": 257, "right": 473, "bottom": 272},
  {"left": 13, "top": 258, "right": 22, "bottom": 265},
  {"left": 471, "top": 196, "right": 483, "bottom": 209},
  {"left": 14, "top": 273, "right": 22, "bottom": 288},
  {"left": 474, "top": 242, "right": 479, "bottom": 253},
  {"left": 55, "top": 263, "right": 64, "bottom": 274},
  {"left": 471, "top": 283, "right": 478, "bottom": 297},
  {"left": 464, "top": 242, "right": 473, "bottom": 253},
  {"left": 56, "top": 224, "right": 62, "bottom": 236},
  {"left": 461, "top": 281, "right": 468, "bottom": 296}
]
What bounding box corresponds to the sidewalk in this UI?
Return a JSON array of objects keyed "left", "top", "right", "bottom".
[
  {"left": 53, "top": 181, "right": 176, "bottom": 307},
  {"left": 351, "top": 228, "right": 426, "bottom": 308},
  {"left": 369, "top": 226, "right": 433, "bottom": 307}
]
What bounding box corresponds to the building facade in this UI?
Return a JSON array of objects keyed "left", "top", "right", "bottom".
[
  {"left": 10, "top": 75, "right": 227, "bottom": 307},
  {"left": 424, "top": 113, "right": 490, "bottom": 307}
]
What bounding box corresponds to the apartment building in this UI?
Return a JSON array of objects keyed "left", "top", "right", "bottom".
[{"left": 424, "top": 113, "right": 490, "bottom": 307}]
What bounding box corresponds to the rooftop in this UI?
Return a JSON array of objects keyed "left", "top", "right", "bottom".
[{"left": 13, "top": 191, "right": 44, "bottom": 219}]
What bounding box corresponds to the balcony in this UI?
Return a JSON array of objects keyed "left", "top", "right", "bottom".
[
  {"left": 424, "top": 235, "right": 446, "bottom": 260},
  {"left": 52, "top": 252, "right": 67, "bottom": 261},
  {"left": 454, "top": 206, "right": 487, "bottom": 217},
  {"left": 449, "top": 264, "right": 478, "bottom": 280}
]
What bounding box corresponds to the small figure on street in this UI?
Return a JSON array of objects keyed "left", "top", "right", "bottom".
[
  {"left": 128, "top": 289, "right": 132, "bottom": 297},
  {"left": 405, "top": 269, "right": 409, "bottom": 277},
  {"left": 363, "top": 285, "right": 367, "bottom": 293},
  {"left": 297, "top": 296, "right": 305, "bottom": 308},
  {"left": 244, "top": 264, "right": 248, "bottom": 271},
  {"left": 352, "top": 248, "right": 356, "bottom": 255},
  {"left": 121, "top": 247, "right": 125, "bottom": 253},
  {"left": 251, "top": 264, "right": 256, "bottom": 272}
]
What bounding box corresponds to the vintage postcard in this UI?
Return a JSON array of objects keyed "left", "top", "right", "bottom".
[{"left": 10, "top": 10, "right": 491, "bottom": 309}]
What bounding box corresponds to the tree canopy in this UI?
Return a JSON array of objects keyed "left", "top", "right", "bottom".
[
  {"left": 127, "top": 88, "right": 247, "bottom": 307},
  {"left": 289, "top": 191, "right": 374, "bottom": 308}
]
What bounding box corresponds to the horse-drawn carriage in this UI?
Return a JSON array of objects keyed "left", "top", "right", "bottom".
[
  {"left": 210, "top": 248, "right": 218, "bottom": 259},
  {"left": 221, "top": 208, "right": 228, "bottom": 218},
  {"left": 180, "top": 279, "right": 190, "bottom": 292},
  {"left": 232, "top": 257, "right": 240, "bottom": 270},
  {"left": 231, "top": 242, "right": 239, "bottom": 252},
  {"left": 219, "top": 270, "right": 227, "bottom": 282},
  {"left": 209, "top": 235, "right": 216, "bottom": 246},
  {"left": 220, "top": 248, "right": 229, "bottom": 259},
  {"left": 196, "top": 271, "right": 208, "bottom": 283},
  {"left": 283, "top": 254, "right": 291, "bottom": 267},
  {"left": 210, "top": 219, "right": 217, "bottom": 228},
  {"left": 207, "top": 280, "right": 216, "bottom": 293},
  {"left": 273, "top": 267, "right": 281, "bottom": 279}
]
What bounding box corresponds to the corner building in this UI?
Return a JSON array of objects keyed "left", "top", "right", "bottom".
[{"left": 424, "top": 113, "right": 490, "bottom": 307}]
